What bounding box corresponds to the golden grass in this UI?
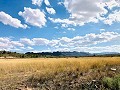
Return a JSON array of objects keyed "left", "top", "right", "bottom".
[{"left": 0, "top": 57, "right": 120, "bottom": 77}]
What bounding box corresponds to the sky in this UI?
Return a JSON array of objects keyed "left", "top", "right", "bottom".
[{"left": 0, "top": 0, "right": 120, "bottom": 53}]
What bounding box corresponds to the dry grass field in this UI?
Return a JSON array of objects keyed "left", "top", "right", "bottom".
[{"left": 0, "top": 57, "right": 120, "bottom": 90}]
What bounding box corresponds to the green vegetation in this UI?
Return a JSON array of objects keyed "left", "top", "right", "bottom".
[
  {"left": 0, "top": 50, "right": 120, "bottom": 58},
  {"left": 0, "top": 51, "right": 24, "bottom": 58},
  {"left": 103, "top": 75, "right": 120, "bottom": 89}
]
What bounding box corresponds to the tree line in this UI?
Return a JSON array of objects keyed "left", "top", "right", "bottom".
[{"left": 0, "top": 50, "right": 120, "bottom": 58}]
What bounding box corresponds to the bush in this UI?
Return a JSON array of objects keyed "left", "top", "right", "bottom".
[
  {"left": 102, "top": 75, "right": 120, "bottom": 90},
  {"left": 102, "top": 77, "right": 113, "bottom": 89},
  {"left": 113, "top": 75, "right": 120, "bottom": 90}
]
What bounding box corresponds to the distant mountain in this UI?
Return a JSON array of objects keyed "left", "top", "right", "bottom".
[
  {"left": 0, "top": 50, "right": 120, "bottom": 58},
  {"left": 96, "top": 52, "right": 120, "bottom": 55},
  {"left": 61, "top": 51, "right": 92, "bottom": 56},
  {"left": 25, "top": 51, "right": 93, "bottom": 57}
]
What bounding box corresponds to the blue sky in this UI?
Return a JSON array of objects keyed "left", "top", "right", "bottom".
[{"left": 0, "top": 0, "right": 120, "bottom": 53}]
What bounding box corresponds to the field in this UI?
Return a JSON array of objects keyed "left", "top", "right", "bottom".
[{"left": 0, "top": 57, "right": 120, "bottom": 90}]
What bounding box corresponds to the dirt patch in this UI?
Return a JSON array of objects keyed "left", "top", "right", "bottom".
[{"left": 25, "top": 65, "right": 120, "bottom": 90}]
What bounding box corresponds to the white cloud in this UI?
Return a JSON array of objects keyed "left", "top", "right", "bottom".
[
  {"left": 32, "top": 0, "right": 51, "bottom": 6},
  {"left": 20, "top": 32, "right": 120, "bottom": 47},
  {"left": 27, "top": 46, "right": 34, "bottom": 50},
  {"left": 64, "top": 0, "right": 107, "bottom": 22},
  {"left": 71, "top": 45, "right": 120, "bottom": 53},
  {"left": 19, "top": 7, "right": 46, "bottom": 28},
  {"left": 44, "top": 0, "right": 50, "bottom": 6},
  {"left": 29, "top": 45, "right": 120, "bottom": 53},
  {"left": 49, "top": 0, "right": 120, "bottom": 26},
  {"left": 49, "top": 0, "right": 107, "bottom": 26},
  {"left": 103, "top": 10, "right": 120, "bottom": 25},
  {"left": 0, "top": 37, "right": 10, "bottom": 43},
  {"left": 46, "top": 7, "right": 56, "bottom": 14},
  {"left": 32, "top": 0, "right": 43, "bottom": 6},
  {"left": 104, "top": 0, "right": 120, "bottom": 10},
  {"left": 32, "top": 38, "right": 49, "bottom": 45},
  {"left": 61, "top": 24, "right": 68, "bottom": 28},
  {"left": 0, "top": 32, "right": 120, "bottom": 52},
  {"left": 0, "top": 37, "right": 33, "bottom": 52},
  {"left": 54, "top": 26, "right": 59, "bottom": 29},
  {"left": 20, "top": 38, "right": 34, "bottom": 46},
  {"left": 0, "top": 37, "right": 24, "bottom": 51},
  {"left": 31, "top": 0, "right": 120, "bottom": 27},
  {"left": 67, "top": 28, "right": 75, "bottom": 31},
  {"left": 48, "top": 17, "right": 77, "bottom": 26},
  {"left": 20, "top": 38, "right": 49, "bottom": 46},
  {"left": 56, "top": 32, "right": 120, "bottom": 48},
  {"left": 100, "top": 28, "right": 105, "bottom": 32},
  {"left": 11, "top": 41, "right": 24, "bottom": 47},
  {"left": 0, "top": 11, "right": 27, "bottom": 29},
  {"left": 58, "top": 2, "right": 63, "bottom": 5}
]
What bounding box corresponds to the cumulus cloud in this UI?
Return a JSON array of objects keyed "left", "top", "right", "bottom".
[
  {"left": 49, "top": 0, "right": 107, "bottom": 26},
  {"left": 103, "top": 10, "right": 120, "bottom": 25},
  {"left": 20, "top": 38, "right": 34, "bottom": 46},
  {"left": 32, "top": 0, "right": 51, "bottom": 6},
  {"left": 55, "top": 32, "right": 120, "bottom": 48},
  {"left": 31, "top": 0, "right": 120, "bottom": 27},
  {"left": 0, "top": 37, "right": 33, "bottom": 52},
  {"left": 0, "top": 37, "right": 24, "bottom": 51},
  {"left": 104, "top": 0, "right": 120, "bottom": 10},
  {"left": 32, "top": 38, "right": 49, "bottom": 45},
  {"left": 44, "top": 0, "right": 50, "bottom": 6},
  {"left": 20, "top": 38, "right": 49, "bottom": 46},
  {"left": 32, "top": 0, "right": 43, "bottom": 6},
  {"left": 50, "top": 0, "right": 120, "bottom": 27},
  {"left": 0, "top": 11, "right": 27, "bottom": 29},
  {"left": 67, "top": 28, "right": 75, "bottom": 31},
  {"left": 48, "top": 17, "right": 77, "bottom": 26},
  {"left": 46, "top": 7, "right": 56, "bottom": 14},
  {"left": 0, "top": 32, "right": 120, "bottom": 52},
  {"left": 20, "top": 32, "right": 120, "bottom": 47},
  {"left": 19, "top": 7, "right": 46, "bottom": 28}
]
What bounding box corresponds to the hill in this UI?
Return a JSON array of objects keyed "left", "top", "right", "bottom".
[{"left": 0, "top": 50, "right": 120, "bottom": 58}]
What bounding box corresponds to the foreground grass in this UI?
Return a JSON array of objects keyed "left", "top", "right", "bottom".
[
  {"left": 0, "top": 57, "right": 120, "bottom": 89},
  {"left": 0, "top": 57, "right": 120, "bottom": 76}
]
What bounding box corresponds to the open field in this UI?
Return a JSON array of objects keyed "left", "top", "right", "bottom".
[{"left": 0, "top": 57, "right": 120, "bottom": 90}]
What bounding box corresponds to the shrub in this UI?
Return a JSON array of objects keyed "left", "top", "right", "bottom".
[
  {"left": 113, "top": 75, "right": 120, "bottom": 90},
  {"left": 102, "top": 77, "right": 113, "bottom": 89},
  {"left": 102, "top": 75, "right": 120, "bottom": 90}
]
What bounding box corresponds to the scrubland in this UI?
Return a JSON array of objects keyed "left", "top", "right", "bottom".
[{"left": 0, "top": 57, "right": 120, "bottom": 90}]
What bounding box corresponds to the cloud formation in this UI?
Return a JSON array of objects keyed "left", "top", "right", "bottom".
[
  {"left": 49, "top": 0, "right": 107, "bottom": 26},
  {"left": 46, "top": 7, "right": 56, "bottom": 14},
  {"left": 103, "top": 10, "right": 120, "bottom": 25},
  {"left": 0, "top": 32, "right": 119, "bottom": 52},
  {"left": 32, "top": 0, "right": 43, "bottom": 6},
  {"left": 44, "top": 0, "right": 50, "bottom": 6},
  {"left": 0, "top": 11, "right": 27, "bottom": 28},
  {"left": 19, "top": 7, "right": 46, "bottom": 28},
  {"left": 0, "top": 37, "right": 24, "bottom": 51},
  {"left": 32, "top": 0, "right": 51, "bottom": 6},
  {"left": 1, "top": 0, "right": 120, "bottom": 29},
  {"left": 49, "top": 0, "right": 120, "bottom": 27}
]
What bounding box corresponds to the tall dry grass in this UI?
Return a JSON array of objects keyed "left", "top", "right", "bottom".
[{"left": 0, "top": 57, "right": 120, "bottom": 77}]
